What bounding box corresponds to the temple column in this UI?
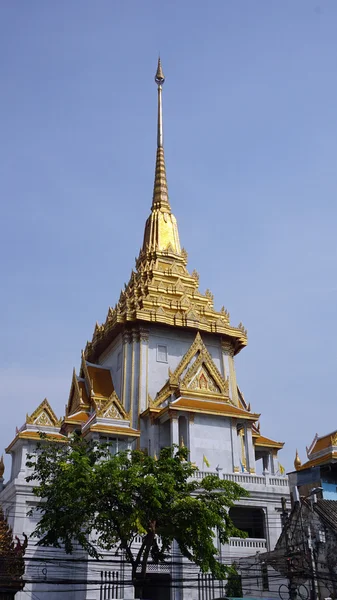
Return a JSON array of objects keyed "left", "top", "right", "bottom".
[
  {"left": 188, "top": 414, "right": 194, "bottom": 462},
  {"left": 130, "top": 329, "right": 141, "bottom": 430},
  {"left": 138, "top": 328, "right": 149, "bottom": 417},
  {"left": 244, "top": 424, "right": 256, "bottom": 474},
  {"left": 152, "top": 418, "right": 160, "bottom": 458},
  {"left": 262, "top": 454, "right": 270, "bottom": 475},
  {"left": 170, "top": 413, "right": 179, "bottom": 446},
  {"left": 230, "top": 419, "right": 240, "bottom": 473},
  {"left": 222, "top": 341, "right": 239, "bottom": 406},
  {"left": 270, "top": 450, "right": 278, "bottom": 475},
  {"left": 121, "top": 331, "right": 132, "bottom": 414}
]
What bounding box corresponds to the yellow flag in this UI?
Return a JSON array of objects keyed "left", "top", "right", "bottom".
[
  {"left": 203, "top": 455, "right": 210, "bottom": 468},
  {"left": 279, "top": 463, "right": 285, "bottom": 475}
]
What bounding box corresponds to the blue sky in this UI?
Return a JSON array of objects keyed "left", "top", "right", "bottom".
[{"left": 1, "top": 1, "right": 336, "bottom": 472}]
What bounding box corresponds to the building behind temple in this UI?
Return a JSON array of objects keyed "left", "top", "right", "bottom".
[{"left": 0, "top": 59, "right": 289, "bottom": 600}]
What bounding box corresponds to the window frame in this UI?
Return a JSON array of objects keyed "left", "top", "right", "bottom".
[{"left": 156, "top": 344, "right": 168, "bottom": 363}]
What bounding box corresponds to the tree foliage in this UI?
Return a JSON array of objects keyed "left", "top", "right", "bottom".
[
  {"left": 225, "top": 563, "right": 243, "bottom": 598},
  {"left": 0, "top": 507, "right": 27, "bottom": 591},
  {"left": 27, "top": 437, "right": 248, "bottom": 584}
]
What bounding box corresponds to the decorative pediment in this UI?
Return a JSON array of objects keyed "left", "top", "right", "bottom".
[
  {"left": 152, "top": 332, "right": 229, "bottom": 407},
  {"left": 67, "top": 368, "right": 89, "bottom": 416},
  {"left": 186, "top": 365, "right": 221, "bottom": 394},
  {"left": 180, "top": 348, "right": 229, "bottom": 396},
  {"left": 175, "top": 279, "right": 185, "bottom": 293},
  {"left": 94, "top": 391, "right": 129, "bottom": 420},
  {"left": 26, "top": 398, "right": 61, "bottom": 427},
  {"left": 185, "top": 308, "right": 200, "bottom": 322}
]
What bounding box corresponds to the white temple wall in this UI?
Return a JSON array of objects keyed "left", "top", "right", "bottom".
[{"left": 190, "top": 414, "right": 232, "bottom": 472}]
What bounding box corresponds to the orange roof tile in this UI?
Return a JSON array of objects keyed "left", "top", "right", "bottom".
[
  {"left": 254, "top": 435, "right": 284, "bottom": 449},
  {"left": 164, "top": 398, "right": 259, "bottom": 420},
  {"left": 6, "top": 431, "right": 67, "bottom": 453},
  {"left": 87, "top": 365, "right": 114, "bottom": 398},
  {"left": 85, "top": 424, "right": 140, "bottom": 437},
  {"left": 310, "top": 434, "right": 335, "bottom": 455},
  {"left": 297, "top": 451, "right": 337, "bottom": 471},
  {"left": 63, "top": 411, "right": 90, "bottom": 424}
]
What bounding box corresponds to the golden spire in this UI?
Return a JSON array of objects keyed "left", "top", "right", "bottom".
[
  {"left": 294, "top": 449, "right": 301, "bottom": 470},
  {"left": 142, "top": 58, "right": 181, "bottom": 256},
  {"left": 152, "top": 57, "right": 169, "bottom": 211}
]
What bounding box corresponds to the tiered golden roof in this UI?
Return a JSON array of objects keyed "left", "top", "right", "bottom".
[{"left": 85, "top": 59, "right": 247, "bottom": 364}]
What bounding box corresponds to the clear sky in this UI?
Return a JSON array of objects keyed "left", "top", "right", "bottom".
[{"left": 1, "top": 1, "right": 336, "bottom": 473}]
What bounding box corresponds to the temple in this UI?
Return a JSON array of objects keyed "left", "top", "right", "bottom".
[
  {"left": 0, "top": 59, "right": 289, "bottom": 600},
  {"left": 289, "top": 431, "right": 337, "bottom": 503}
]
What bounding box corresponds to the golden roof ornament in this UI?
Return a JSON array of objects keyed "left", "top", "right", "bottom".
[
  {"left": 0, "top": 455, "right": 4, "bottom": 478},
  {"left": 294, "top": 449, "right": 302, "bottom": 470}
]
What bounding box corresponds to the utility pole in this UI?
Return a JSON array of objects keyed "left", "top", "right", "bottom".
[
  {"left": 281, "top": 497, "right": 297, "bottom": 600},
  {"left": 307, "top": 524, "right": 320, "bottom": 600}
]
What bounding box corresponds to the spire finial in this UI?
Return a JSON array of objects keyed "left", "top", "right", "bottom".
[
  {"left": 150, "top": 57, "right": 171, "bottom": 211},
  {"left": 155, "top": 57, "right": 165, "bottom": 87},
  {"left": 141, "top": 59, "right": 182, "bottom": 256},
  {"left": 155, "top": 57, "right": 165, "bottom": 150},
  {"left": 294, "top": 449, "right": 301, "bottom": 470}
]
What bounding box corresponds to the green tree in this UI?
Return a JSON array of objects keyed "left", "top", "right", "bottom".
[
  {"left": 27, "top": 437, "right": 248, "bottom": 595},
  {"left": 225, "top": 563, "right": 243, "bottom": 598}
]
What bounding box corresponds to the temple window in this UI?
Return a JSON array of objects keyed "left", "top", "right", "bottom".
[
  {"left": 229, "top": 507, "right": 266, "bottom": 539},
  {"left": 100, "top": 436, "right": 127, "bottom": 454},
  {"left": 157, "top": 344, "right": 168, "bottom": 363}
]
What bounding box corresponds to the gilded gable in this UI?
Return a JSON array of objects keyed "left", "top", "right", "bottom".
[
  {"left": 94, "top": 391, "right": 129, "bottom": 421},
  {"left": 26, "top": 398, "right": 61, "bottom": 428},
  {"left": 187, "top": 365, "right": 221, "bottom": 394},
  {"left": 152, "top": 333, "right": 230, "bottom": 407}
]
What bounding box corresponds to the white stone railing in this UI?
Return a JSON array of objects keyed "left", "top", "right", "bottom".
[
  {"left": 193, "top": 470, "right": 218, "bottom": 479},
  {"left": 228, "top": 537, "right": 267, "bottom": 549},
  {"left": 223, "top": 473, "right": 266, "bottom": 485},
  {"left": 268, "top": 476, "right": 289, "bottom": 487},
  {"left": 223, "top": 472, "right": 289, "bottom": 487},
  {"left": 191, "top": 471, "right": 288, "bottom": 487}
]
